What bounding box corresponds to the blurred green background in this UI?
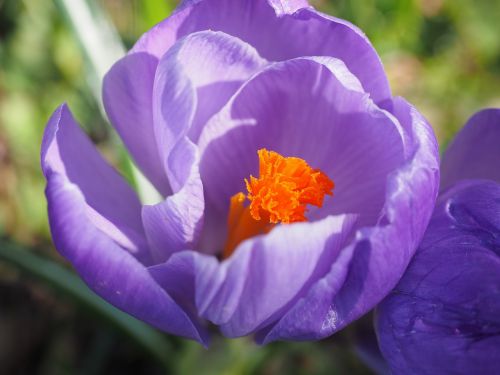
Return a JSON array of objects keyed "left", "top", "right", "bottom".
[{"left": 0, "top": 0, "right": 499, "bottom": 374}]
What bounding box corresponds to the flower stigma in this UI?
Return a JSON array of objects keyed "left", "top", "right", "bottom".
[{"left": 223, "top": 149, "right": 334, "bottom": 258}]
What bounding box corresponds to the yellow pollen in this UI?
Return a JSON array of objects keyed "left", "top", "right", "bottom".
[{"left": 222, "top": 149, "right": 334, "bottom": 258}]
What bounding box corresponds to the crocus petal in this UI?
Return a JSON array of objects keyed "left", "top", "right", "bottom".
[
  {"left": 103, "top": 53, "right": 171, "bottom": 196},
  {"left": 133, "top": 0, "right": 390, "bottom": 103},
  {"left": 41, "top": 105, "right": 207, "bottom": 343},
  {"left": 142, "top": 138, "right": 204, "bottom": 263},
  {"left": 255, "top": 243, "right": 356, "bottom": 343},
  {"left": 266, "top": 0, "right": 310, "bottom": 15},
  {"left": 376, "top": 180, "right": 500, "bottom": 375},
  {"left": 324, "top": 98, "right": 439, "bottom": 334},
  {"left": 199, "top": 214, "right": 358, "bottom": 337},
  {"left": 198, "top": 57, "right": 405, "bottom": 252},
  {"left": 41, "top": 104, "right": 149, "bottom": 262},
  {"left": 441, "top": 108, "right": 500, "bottom": 191},
  {"left": 259, "top": 97, "right": 439, "bottom": 343},
  {"left": 148, "top": 250, "right": 220, "bottom": 325},
  {"left": 45, "top": 173, "right": 208, "bottom": 344},
  {"left": 152, "top": 30, "right": 267, "bottom": 178}
]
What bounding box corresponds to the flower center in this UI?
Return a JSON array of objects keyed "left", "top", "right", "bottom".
[{"left": 222, "top": 149, "right": 334, "bottom": 258}]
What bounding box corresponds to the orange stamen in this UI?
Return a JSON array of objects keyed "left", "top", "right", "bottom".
[{"left": 222, "top": 149, "right": 334, "bottom": 258}]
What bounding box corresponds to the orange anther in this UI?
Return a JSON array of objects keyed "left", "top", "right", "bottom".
[{"left": 222, "top": 149, "right": 334, "bottom": 258}]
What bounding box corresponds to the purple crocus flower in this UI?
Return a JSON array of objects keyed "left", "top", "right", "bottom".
[
  {"left": 376, "top": 109, "right": 500, "bottom": 374},
  {"left": 41, "top": 0, "right": 439, "bottom": 345}
]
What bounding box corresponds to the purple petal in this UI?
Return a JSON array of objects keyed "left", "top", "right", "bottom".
[
  {"left": 152, "top": 30, "right": 267, "bottom": 179},
  {"left": 41, "top": 104, "right": 149, "bottom": 262},
  {"left": 266, "top": 0, "right": 309, "bottom": 15},
  {"left": 133, "top": 0, "right": 390, "bottom": 103},
  {"left": 441, "top": 108, "right": 500, "bottom": 191},
  {"left": 179, "top": 0, "right": 310, "bottom": 15},
  {"left": 198, "top": 57, "right": 405, "bottom": 252},
  {"left": 256, "top": 243, "right": 355, "bottom": 343},
  {"left": 45, "top": 173, "right": 208, "bottom": 344},
  {"left": 199, "top": 214, "right": 358, "bottom": 337},
  {"left": 130, "top": 4, "right": 192, "bottom": 58},
  {"left": 260, "top": 97, "right": 439, "bottom": 343},
  {"left": 41, "top": 105, "right": 207, "bottom": 343},
  {"left": 148, "top": 250, "right": 220, "bottom": 326},
  {"left": 376, "top": 180, "right": 500, "bottom": 374},
  {"left": 142, "top": 138, "right": 204, "bottom": 263},
  {"left": 326, "top": 98, "right": 439, "bottom": 331},
  {"left": 103, "top": 53, "right": 171, "bottom": 196}
]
